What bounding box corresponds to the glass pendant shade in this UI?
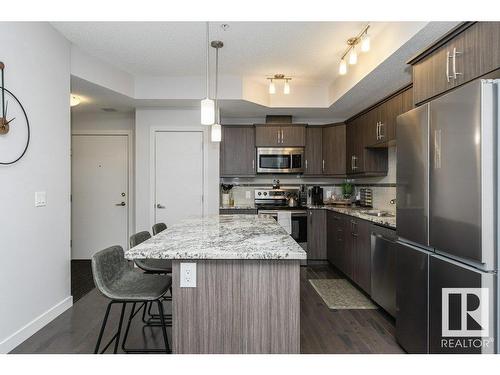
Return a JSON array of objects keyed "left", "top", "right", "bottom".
[
  {"left": 211, "top": 123, "right": 222, "bottom": 142},
  {"left": 339, "top": 59, "right": 347, "bottom": 75},
  {"left": 361, "top": 34, "right": 370, "bottom": 52},
  {"left": 348, "top": 47, "right": 358, "bottom": 65},
  {"left": 268, "top": 80, "right": 276, "bottom": 94},
  {"left": 201, "top": 98, "right": 215, "bottom": 125},
  {"left": 283, "top": 80, "right": 291, "bottom": 95}
]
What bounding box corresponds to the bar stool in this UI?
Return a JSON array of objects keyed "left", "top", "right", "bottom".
[
  {"left": 152, "top": 222, "right": 167, "bottom": 235},
  {"left": 91, "top": 245, "right": 171, "bottom": 354},
  {"left": 129, "top": 230, "right": 172, "bottom": 325}
]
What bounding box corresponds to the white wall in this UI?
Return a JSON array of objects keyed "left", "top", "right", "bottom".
[
  {"left": 0, "top": 23, "right": 71, "bottom": 353},
  {"left": 71, "top": 110, "right": 135, "bottom": 132},
  {"left": 135, "top": 108, "right": 219, "bottom": 232}
]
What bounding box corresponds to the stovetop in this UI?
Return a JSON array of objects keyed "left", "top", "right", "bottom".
[{"left": 255, "top": 205, "right": 306, "bottom": 211}]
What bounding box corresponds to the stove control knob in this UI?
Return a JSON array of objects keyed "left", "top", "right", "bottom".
[
  {"left": 258, "top": 192, "right": 261, "bottom": 196},
  {"left": 263, "top": 192, "right": 267, "bottom": 196}
]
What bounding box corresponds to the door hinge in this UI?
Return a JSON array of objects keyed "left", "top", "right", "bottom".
[{"left": 70, "top": 240, "right": 72, "bottom": 247}]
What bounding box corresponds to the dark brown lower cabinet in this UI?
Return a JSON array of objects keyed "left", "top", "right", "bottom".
[
  {"left": 307, "top": 209, "right": 327, "bottom": 260},
  {"left": 326, "top": 211, "right": 372, "bottom": 294},
  {"left": 351, "top": 218, "right": 371, "bottom": 294}
]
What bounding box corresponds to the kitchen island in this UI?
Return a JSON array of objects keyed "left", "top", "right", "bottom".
[{"left": 125, "top": 214, "right": 306, "bottom": 354}]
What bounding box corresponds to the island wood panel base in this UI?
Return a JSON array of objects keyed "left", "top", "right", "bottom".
[{"left": 172, "top": 259, "right": 300, "bottom": 354}]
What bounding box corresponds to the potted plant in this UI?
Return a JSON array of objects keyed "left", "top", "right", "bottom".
[
  {"left": 342, "top": 180, "right": 354, "bottom": 199},
  {"left": 221, "top": 184, "right": 233, "bottom": 207}
]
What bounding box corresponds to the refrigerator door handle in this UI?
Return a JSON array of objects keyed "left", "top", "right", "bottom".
[{"left": 434, "top": 129, "right": 442, "bottom": 169}]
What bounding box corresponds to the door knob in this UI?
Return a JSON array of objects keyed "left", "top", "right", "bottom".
[
  {"left": 157, "top": 204, "right": 166, "bottom": 209},
  {"left": 115, "top": 202, "right": 126, "bottom": 206}
]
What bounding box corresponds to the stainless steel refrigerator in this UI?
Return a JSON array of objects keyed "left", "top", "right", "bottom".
[{"left": 395, "top": 78, "right": 499, "bottom": 354}]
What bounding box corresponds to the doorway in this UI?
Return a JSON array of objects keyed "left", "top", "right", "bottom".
[
  {"left": 154, "top": 131, "right": 204, "bottom": 226},
  {"left": 71, "top": 134, "right": 130, "bottom": 300}
]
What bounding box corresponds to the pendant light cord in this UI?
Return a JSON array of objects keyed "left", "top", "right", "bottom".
[
  {"left": 215, "top": 46, "right": 219, "bottom": 124},
  {"left": 1, "top": 67, "right": 4, "bottom": 118},
  {"left": 205, "top": 22, "right": 210, "bottom": 99}
]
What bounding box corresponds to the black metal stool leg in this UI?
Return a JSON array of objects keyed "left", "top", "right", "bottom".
[
  {"left": 157, "top": 299, "right": 171, "bottom": 353},
  {"left": 94, "top": 301, "right": 112, "bottom": 354},
  {"left": 113, "top": 303, "right": 127, "bottom": 353}
]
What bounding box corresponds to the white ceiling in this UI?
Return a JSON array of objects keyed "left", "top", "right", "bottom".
[
  {"left": 54, "top": 21, "right": 374, "bottom": 82},
  {"left": 63, "top": 21, "right": 460, "bottom": 120}
]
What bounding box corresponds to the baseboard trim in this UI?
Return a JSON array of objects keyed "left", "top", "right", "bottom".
[{"left": 0, "top": 296, "right": 73, "bottom": 354}]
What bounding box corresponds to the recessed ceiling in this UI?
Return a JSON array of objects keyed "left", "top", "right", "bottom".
[
  {"left": 64, "top": 21, "right": 460, "bottom": 119},
  {"left": 54, "top": 21, "right": 376, "bottom": 82}
]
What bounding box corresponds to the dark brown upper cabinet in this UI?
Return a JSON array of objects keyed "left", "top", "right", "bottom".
[
  {"left": 220, "top": 125, "right": 256, "bottom": 177},
  {"left": 255, "top": 124, "right": 306, "bottom": 147},
  {"left": 401, "top": 87, "right": 414, "bottom": 114},
  {"left": 304, "top": 127, "right": 323, "bottom": 175},
  {"left": 346, "top": 116, "right": 388, "bottom": 176},
  {"left": 322, "top": 123, "right": 346, "bottom": 176},
  {"left": 410, "top": 22, "right": 500, "bottom": 105}
]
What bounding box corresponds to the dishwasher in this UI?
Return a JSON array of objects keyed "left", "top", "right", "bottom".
[{"left": 370, "top": 224, "right": 397, "bottom": 317}]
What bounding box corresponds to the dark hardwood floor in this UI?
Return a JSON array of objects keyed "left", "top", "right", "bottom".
[
  {"left": 71, "top": 260, "right": 95, "bottom": 303},
  {"left": 11, "top": 264, "right": 404, "bottom": 354}
]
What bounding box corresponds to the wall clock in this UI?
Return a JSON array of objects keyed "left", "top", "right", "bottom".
[{"left": 0, "top": 62, "right": 30, "bottom": 165}]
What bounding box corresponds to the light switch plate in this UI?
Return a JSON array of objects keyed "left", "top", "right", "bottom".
[
  {"left": 245, "top": 190, "right": 251, "bottom": 199},
  {"left": 180, "top": 262, "right": 197, "bottom": 288},
  {"left": 35, "top": 191, "right": 47, "bottom": 207}
]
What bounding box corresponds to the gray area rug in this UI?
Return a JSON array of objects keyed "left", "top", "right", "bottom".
[{"left": 309, "top": 278, "right": 378, "bottom": 310}]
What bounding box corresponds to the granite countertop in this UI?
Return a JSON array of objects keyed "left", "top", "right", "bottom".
[
  {"left": 307, "top": 205, "right": 396, "bottom": 229},
  {"left": 125, "top": 214, "right": 306, "bottom": 260}
]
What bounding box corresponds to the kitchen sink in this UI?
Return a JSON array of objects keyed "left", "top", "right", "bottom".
[{"left": 361, "top": 210, "right": 395, "bottom": 218}]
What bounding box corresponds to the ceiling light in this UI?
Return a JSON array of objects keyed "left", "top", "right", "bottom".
[
  {"left": 339, "top": 59, "right": 347, "bottom": 75},
  {"left": 268, "top": 79, "right": 276, "bottom": 94},
  {"left": 70, "top": 95, "right": 81, "bottom": 107},
  {"left": 211, "top": 123, "right": 221, "bottom": 142},
  {"left": 361, "top": 33, "right": 370, "bottom": 52},
  {"left": 283, "top": 79, "right": 291, "bottom": 95},
  {"left": 201, "top": 22, "right": 215, "bottom": 125},
  {"left": 267, "top": 74, "right": 292, "bottom": 95},
  {"left": 348, "top": 47, "right": 358, "bottom": 65},
  {"left": 338, "top": 24, "right": 370, "bottom": 75},
  {"left": 211, "top": 40, "right": 223, "bottom": 142}
]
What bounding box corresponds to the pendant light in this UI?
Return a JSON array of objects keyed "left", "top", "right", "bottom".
[
  {"left": 268, "top": 79, "right": 276, "bottom": 94},
  {"left": 361, "top": 32, "right": 370, "bottom": 52},
  {"left": 201, "top": 22, "right": 215, "bottom": 125},
  {"left": 283, "top": 79, "right": 291, "bottom": 95},
  {"left": 211, "top": 40, "right": 223, "bottom": 142},
  {"left": 348, "top": 46, "right": 358, "bottom": 65},
  {"left": 339, "top": 59, "right": 347, "bottom": 75}
]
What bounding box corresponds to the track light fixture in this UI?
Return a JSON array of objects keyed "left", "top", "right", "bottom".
[
  {"left": 338, "top": 24, "right": 370, "bottom": 76},
  {"left": 267, "top": 74, "right": 292, "bottom": 95}
]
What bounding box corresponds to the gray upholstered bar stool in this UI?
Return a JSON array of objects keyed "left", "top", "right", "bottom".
[
  {"left": 152, "top": 222, "right": 167, "bottom": 235},
  {"left": 91, "top": 245, "right": 171, "bottom": 354},
  {"left": 129, "top": 230, "right": 172, "bottom": 324}
]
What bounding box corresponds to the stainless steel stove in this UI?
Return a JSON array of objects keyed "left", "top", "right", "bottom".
[{"left": 254, "top": 189, "right": 307, "bottom": 243}]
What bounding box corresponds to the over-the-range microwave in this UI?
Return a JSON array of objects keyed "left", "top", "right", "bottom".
[{"left": 256, "top": 147, "right": 304, "bottom": 174}]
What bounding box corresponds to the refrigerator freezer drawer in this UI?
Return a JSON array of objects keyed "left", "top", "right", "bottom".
[
  {"left": 429, "top": 255, "right": 497, "bottom": 354},
  {"left": 395, "top": 241, "right": 429, "bottom": 354}
]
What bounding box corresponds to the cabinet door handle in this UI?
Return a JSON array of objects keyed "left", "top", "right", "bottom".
[
  {"left": 446, "top": 50, "right": 452, "bottom": 83},
  {"left": 322, "top": 159, "right": 325, "bottom": 172},
  {"left": 434, "top": 129, "right": 442, "bottom": 169},
  {"left": 352, "top": 155, "right": 358, "bottom": 170},
  {"left": 305, "top": 159, "right": 308, "bottom": 170},
  {"left": 281, "top": 129, "right": 284, "bottom": 144},
  {"left": 376, "top": 122, "right": 379, "bottom": 140},
  {"left": 379, "top": 123, "right": 384, "bottom": 139},
  {"left": 252, "top": 159, "right": 255, "bottom": 170},
  {"left": 277, "top": 130, "right": 280, "bottom": 144},
  {"left": 452, "top": 47, "right": 462, "bottom": 79}
]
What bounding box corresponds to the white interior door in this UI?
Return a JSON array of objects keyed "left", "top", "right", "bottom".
[
  {"left": 155, "top": 131, "right": 203, "bottom": 226},
  {"left": 71, "top": 135, "right": 129, "bottom": 259}
]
